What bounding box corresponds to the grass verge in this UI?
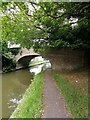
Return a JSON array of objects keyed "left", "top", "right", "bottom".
[
  {"left": 53, "top": 72, "right": 88, "bottom": 119},
  {"left": 10, "top": 73, "right": 44, "bottom": 118}
]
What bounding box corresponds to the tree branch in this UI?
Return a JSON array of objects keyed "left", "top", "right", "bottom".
[
  {"left": 30, "top": 2, "right": 37, "bottom": 11},
  {"left": 15, "top": 3, "right": 30, "bottom": 21},
  {"left": 34, "top": 25, "right": 46, "bottom": 32}
]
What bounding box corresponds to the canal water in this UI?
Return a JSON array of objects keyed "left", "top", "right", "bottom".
[
  {"left": 2, "top": 69, "right": 33, "bottom": 118},
  {"left": 2, "top": 61, "right": 51, "bottom": 118}
]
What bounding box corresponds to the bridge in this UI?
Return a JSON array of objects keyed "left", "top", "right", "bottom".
[{"left": 15, "top": 48, "right": 40, "bottom": 69}]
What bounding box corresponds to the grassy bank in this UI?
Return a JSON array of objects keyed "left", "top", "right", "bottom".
[
  {"left": 53, "top": 72, "right": 88, "bottom": 119},
  {"left": 10, "top": 73, "right": 44, "bottom": 118}
]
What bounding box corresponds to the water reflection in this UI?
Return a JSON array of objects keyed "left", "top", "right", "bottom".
[
  {"left": 9, "top": 98, "right": 21, "bottom": 104},
  {"left": 29, "top": 61, "right": 52, "bottom": 75},
  {"left": 30, "top": 64, "right": 44, "bottom": 75},
  {"left": 2, "top": 69, "right": 32, "bottom": 118}
]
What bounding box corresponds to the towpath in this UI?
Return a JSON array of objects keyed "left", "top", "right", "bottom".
[{"left": 41, "top": 69, "right": 71, "bottom": 118}]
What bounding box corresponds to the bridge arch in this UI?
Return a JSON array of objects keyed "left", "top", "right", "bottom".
[{"left": 16, "top": 54, "right": 40, "bottom": 69}]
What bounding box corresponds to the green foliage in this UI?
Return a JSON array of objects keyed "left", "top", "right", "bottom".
[
  {"left": 0, "top": 41, "right": 1, "bottom": 54},
  {"left": 1, "top": 2, "right": 90, "bottom": 51},
  {"left": 2, "top": 55, "right": 16, "bottom": 72},
  {"left": 2, "top": 41, "right": 9, "bottom": 54},
  {"left": 1, "top": 41, "right": 16, "bottom": 72},
  {"left": 9, "top": 48, "right": 20, "bottom": 55}
]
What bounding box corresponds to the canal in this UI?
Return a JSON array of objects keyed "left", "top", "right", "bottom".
[
  {"left": 2, "top": 60, "right": 51, "bottom": 118},
  {"left": 2, "top": 69, "right": 33, "bottom": 118}
]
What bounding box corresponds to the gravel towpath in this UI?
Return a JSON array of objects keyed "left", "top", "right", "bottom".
[{"left": 41, "top": 69, "right": 71, "bottom": 118}]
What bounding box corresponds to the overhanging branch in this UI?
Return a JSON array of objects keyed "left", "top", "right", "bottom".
[{"left": 34, "top": 25, "right": 46, "bottom": 32}]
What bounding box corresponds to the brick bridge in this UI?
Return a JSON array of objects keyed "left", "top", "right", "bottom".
[{"left": 15, "top": 48, "right": 40, "bottom": 69}]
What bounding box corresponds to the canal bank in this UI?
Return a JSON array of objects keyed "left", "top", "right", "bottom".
[
  {"left": 10, "top": 61, "right": 51, "bottom": 118},
  {"left": 10, "top": 73, "right": 44, "bottom": 118}
]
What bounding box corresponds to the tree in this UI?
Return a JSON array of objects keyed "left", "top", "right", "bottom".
[
  {"left": 1, "top": 2, "right": 90, "bottom": 51},
  {"left": 31, "top": 2, "right": 90, "bottom": 49}
]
